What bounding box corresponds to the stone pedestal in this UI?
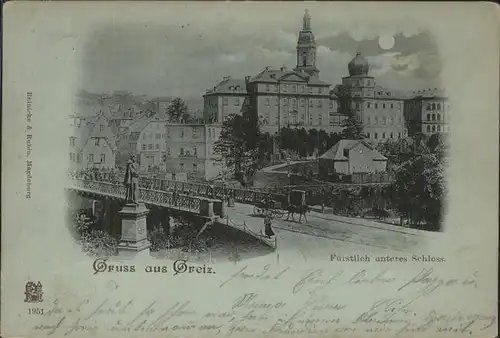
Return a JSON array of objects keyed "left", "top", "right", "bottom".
[
  {"left": 116, "top": 203, "right": 151, "bottom": 260},
  {"left": 200, "top": 200, "right": 214, "bottom": 218}
]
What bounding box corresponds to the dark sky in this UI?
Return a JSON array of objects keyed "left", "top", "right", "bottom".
[{"left": 80, "top": 8, "right": 441, "bottom": 99}]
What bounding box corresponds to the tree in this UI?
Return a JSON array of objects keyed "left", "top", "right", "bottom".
[
  {"left": 181, "top": 112, "right": 195, "bottom": 124},
  {"left": 427, "top": 133, "right": 448, "bottom": 158},
  {"left": 214, "top": 109, "right": 271, "bottom": 187},
  {"left": 167, "top": 97, "right": 188, "bottom": 122},
  {"left": 333, "top": 84, "right": 365, "bottom": 140},
  {"left": 389, "top": 153, "right": 446, "bottom": 231},
  {"left": 341, "top": 115, "right": 365, "bottom": 140}
]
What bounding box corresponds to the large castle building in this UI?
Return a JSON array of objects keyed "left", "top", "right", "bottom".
[
  {"left": 203, "top": 10, "right": 343, "bottom": 135},
  {"left": 335, "top": 53, "right": 408, "bottom": 142},
  {"left": 403, "top": 88, "right": 450, "bottom": 137}
]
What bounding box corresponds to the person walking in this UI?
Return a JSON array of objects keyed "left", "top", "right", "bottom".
[{"left": 264, "top": 215, "right": 275, "bottom": 238}]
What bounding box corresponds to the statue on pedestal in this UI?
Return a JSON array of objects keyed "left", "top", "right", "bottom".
[{"left": 124, "top": 155, "right": 139, "bottom": 205}]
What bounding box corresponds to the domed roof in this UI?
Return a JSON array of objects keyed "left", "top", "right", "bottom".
[{"left": 348, "top": 52, "right": 369, "bottom": 76}]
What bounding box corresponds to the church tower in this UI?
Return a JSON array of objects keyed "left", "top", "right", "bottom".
[{"left": 294, "top": 9, "right": 319, "bottom": 76}]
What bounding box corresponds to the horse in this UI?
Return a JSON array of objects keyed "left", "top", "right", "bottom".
[{"left": 285, "top": 204, "right": 311, "bottom": 223}]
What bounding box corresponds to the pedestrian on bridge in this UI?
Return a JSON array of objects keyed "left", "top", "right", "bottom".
[{"left": 264, "top": 215, "right": 275, "bottom": 238}]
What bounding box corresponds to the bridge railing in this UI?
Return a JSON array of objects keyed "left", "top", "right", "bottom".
[
  {"left": 138, "top": 177, "right": 287, "bottom": 206},
  {"left": 69, "top": 179, "right": 218, "bottom": 217}
]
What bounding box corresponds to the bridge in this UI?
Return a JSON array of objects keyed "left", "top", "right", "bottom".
[
  {"left": 68, "top": 178, "right": 223, "bottom": 218},
  {"left": 66, "top": 177, "right": 278, "bottom": 250}
]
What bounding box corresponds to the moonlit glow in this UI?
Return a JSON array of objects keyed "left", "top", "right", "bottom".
[{"left": 378, "top": 34, "right": 395, "bottom": 50}]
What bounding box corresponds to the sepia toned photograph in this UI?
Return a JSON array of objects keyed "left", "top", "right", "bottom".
[{"left": 66, "top": 8, "right": 448, "bottom": 262}]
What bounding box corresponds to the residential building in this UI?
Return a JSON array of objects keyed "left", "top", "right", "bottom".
[
  {"left": 204, "top": 124, "right": 227, "bottom": 180},
  {"left": 319, "top": 139, "right": 387, "bottom": 176},
  {"left": 68, "top": 113, "right": 117, "bottom": 170},
  {"left": 203, "top": 77, "right": 247, "bottom": 124},
  {"left": 134, "top": 117, "right": 169, "bottom": 172},
  {"left": 403, "top": 88, "right": 450, "bottom": 136},
  {"left": 164, "top": 124, "right": 208, "bottom": 178},
  {"left": 335, "top": 52, "right": 408, "bottom": 143}
]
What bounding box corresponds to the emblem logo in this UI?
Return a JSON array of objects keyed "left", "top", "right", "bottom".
[{"left": 24, "top": 281, "right": 44, "bottom": 303}]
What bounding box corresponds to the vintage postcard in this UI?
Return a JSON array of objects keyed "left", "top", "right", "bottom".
[{"left": 1, "top": 1, "right": 499, "bottom": 337}]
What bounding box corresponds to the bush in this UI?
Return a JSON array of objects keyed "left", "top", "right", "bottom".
[
  {"left": 71, "top": 212, "right": 118, "bottom": 257},
  {"left": 80, "top": 230, "right": 118, "bottom": 257},
  {"left": 148, "top": 226, "right": 175, "bottom": 252},
  {"left": 73, "top": 213, "right": 95, "bottom": 234}
]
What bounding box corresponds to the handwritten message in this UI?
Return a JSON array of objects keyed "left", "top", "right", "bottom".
[{"left": 28, "top": 266, "right": 494, "bottom": 337}]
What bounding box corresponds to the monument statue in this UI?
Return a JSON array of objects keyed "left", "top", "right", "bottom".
[{"left": 124, "top": 155, "right": 139, "bottom": 205}]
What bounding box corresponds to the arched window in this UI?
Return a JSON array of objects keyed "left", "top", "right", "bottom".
[
  {"left": 432, "top": 125, "right": 436, "bottom": 132},
  {"left": 437, "top": 114, "right": 441, "bottom": 121},
  {"left": 427, "top": 114, "right": 430, "bottom": 121},
  {"left": 432, "top": 114, "right": 436, "bottom": 121},
  {"left": 437, "top": 125, "right": 441, "bottom": 132},
  {"left": 367, "top": 102, "right": 371, "bottom": 108},
  {"left": 427, "top": 125, "right": 431, "bottom": 132},
  {"left": 432, "top": 103, "right": 436, "bottom": 110},
  {"left": 437, "top": 103, "right": 441, "bottom": 110},
  {"left": 374, "top": 132, "right": 378, "bottom": 139},
  {"left": 427, "top": 103, "right": 432, "bottom": 110}
]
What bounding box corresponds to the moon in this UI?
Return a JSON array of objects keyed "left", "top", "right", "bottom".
[{"left": 378, "top": 34, "right": 395, "bottom": 50}]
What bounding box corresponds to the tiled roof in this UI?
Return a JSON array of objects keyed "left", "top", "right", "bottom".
[
  {"left": 129, "top": 115, "right": 155, "bottom": 134},
  {"left": 71, "top": 113, "right": 117, "bottom": 152},
  {"left": 320, "top": 139, "right": 386, "bottom": 161},
  {"left": 409, "top": 88, "right": 447, "bottom": 99},
  {"left": 205, "top": 77, "right": 247, "bottom": 95},
  {"left": 250, "top": 67, "right": 330, "bottom": 86}
]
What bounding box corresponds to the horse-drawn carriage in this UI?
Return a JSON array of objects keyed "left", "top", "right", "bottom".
[
  {"left": 253, "top": 195, "right": 285, "bottom": 219},
  {"left": 253, "top": 189, "right": 310, "bottom": 223}
]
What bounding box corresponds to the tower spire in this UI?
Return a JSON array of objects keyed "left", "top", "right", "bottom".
[
  {"left": 303, "top": 9, "right": 311, "bottom": 30},
  {"left": 295, "top": 9, "right": 318, "bottom": 76}
]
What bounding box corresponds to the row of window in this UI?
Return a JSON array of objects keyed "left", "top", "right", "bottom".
[
  {"left": 264, "top": 97, "right": 328, "bottom": 108},
  {"left": 207, "top": 128, "right": 218, "bottom": 138},
  {"left": 352, "top": 101, "right": 401, "bottom": 110},
  {"left": 264, "top": 84, "right": 324, "bottom": 94},
  {"left": 69, "top": 137, "right": 105, "bottom": 147},
  {"left": 426, "top": 102, "right": 444, "bottom": 111},
  {"left": 366, "top": 116, "right": 402, "bottom": 126},
  {"left": 69, "top": 153, "right": 105, "bottom": 163},
  {"left": 177, "top": 162, "right": 199, "bottom": 172},
  {"left": 222, "top": 97, "right": 242, "bottom": 106},
  {"left": 366, "top": 132, "right": 403, "bottom": 140},
  {"left": 142, "top": 133, "right": 166, "bottom": 140},
  {"left": 141, "top": 128, "right": 200, "bottom": 140},
  {"left": 349, "top": 79, "right": 375, "bottom": 87},
  {"left": 426, "top": 113, "right": 442, "bottom": 121},
  {"left": 141, "top": 143, "right": 163, "bottom": 151},
  {"left": 259, "top": 112, "right": 326, "bottom": 125},
  {"left": 138, "top": 144, "right": 199, "bottom": 157},
  {"left": 426, "top": 125, "right": 443, "bottom": 133}
]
